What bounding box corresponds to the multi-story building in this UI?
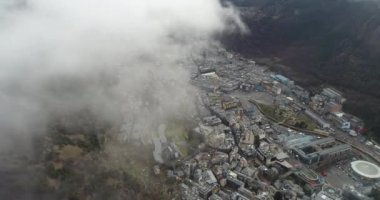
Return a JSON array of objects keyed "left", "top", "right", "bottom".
[
  {"left": 291, "top": 137, "right": 352, "bottom": 166},
  {"left": 293, "top": 167, "right": 324, "bottom": 195},
  {"left": 292, "top": 85, "right": 310, "bottom": 103},
  {"left": 321, "top": 88, "right": 346, "bottom": 104},
  {"left": 221, "top": 95, "right": 240, "bottom": 110},
  {"left": 305, "top": 109, "right": 330, "bottom": 129}
]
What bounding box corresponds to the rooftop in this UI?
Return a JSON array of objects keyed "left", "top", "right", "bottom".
[{"left": 351, "top": 160, "right": 380, "bottom": 179}]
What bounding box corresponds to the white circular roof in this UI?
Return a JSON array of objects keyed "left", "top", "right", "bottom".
[{"left": 351, "top": 160, "right": 380, "bottom": 179}]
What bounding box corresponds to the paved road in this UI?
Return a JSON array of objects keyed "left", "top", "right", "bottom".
[
  {"left": 333, "top": 130, "right": 380, "bottom": 163},
  {"left": 247, "top": 98, "right": 380, "bottom": 165}
]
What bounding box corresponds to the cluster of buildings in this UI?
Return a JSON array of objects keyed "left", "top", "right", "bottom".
[
  {"left": 151, "top": 48, "right": 380, "bottom": 199},
  {"left": 310, "top": 88, "right": 365, "bottom": 135}
]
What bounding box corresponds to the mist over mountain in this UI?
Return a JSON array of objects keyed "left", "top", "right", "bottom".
[
  {"left": 0, "top": 0, "right": 244, "bottom": 153},
  {"left": 223, "top": 0, "right": 380, "bottom": 140},
  {"left": 0, "top": 1, "right": 245, "bottom": 199},
  {"left": 2, "top": 0, "right": 380, "bottom": 199}
]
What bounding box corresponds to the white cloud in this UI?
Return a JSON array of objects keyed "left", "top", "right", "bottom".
[{"left": 0, "top": 0, "right": 245, "bottom": 152}]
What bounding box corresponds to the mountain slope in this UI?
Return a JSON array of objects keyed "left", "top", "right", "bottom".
[{"left": 223, "top": 0, "right": 380, "bottom": 139}]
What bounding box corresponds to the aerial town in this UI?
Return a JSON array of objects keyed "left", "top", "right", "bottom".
[{"left": 150, "top": 48, "right": 380, "bottom": 200}]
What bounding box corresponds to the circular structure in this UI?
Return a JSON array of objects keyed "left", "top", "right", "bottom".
[{"left": 351, "top": 160, "right": 380, "bottom": 179}]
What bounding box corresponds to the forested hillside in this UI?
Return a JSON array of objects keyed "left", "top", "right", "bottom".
[{"left": 223, "top": 0, "right": 380, "bottom": 140}]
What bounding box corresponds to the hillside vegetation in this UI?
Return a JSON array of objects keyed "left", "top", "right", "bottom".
[{"left": 223, "top": 0, "right": 380, "bottom": 140}]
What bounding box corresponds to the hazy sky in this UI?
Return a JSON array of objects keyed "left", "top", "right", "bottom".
[{"left": 0, "top": 0, "right": 245, "bottom": 153}]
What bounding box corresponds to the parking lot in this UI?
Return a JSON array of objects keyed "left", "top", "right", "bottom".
[{"left": 325, "top": 160, "right": 356, "bottom": 188}]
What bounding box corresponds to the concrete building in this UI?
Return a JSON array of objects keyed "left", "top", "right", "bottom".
[
  {"left": 271, "top": 74, "right": 290, "bottom": 84},
  {"left": 256, "top": 141, "right": 284, "bottom": 165},
  {"left": 221, "top": 95, "right": 240, "bottom": 110},
  {"left": 162, "top": 143, "right": 181, "bottom": 163},
  {"left": 313, "top": 185, "right": 342, "bottom": 200},
  {"left": 153, "top": 137, "right": 164, "bottom": 164},
  {"left": 284, "top": 135, "right": 315, "bottom": 148},
  {"left": 208, "top": 194, "right": 224, "bottom": 200},
  {"left": 310, "top": 94, "right": 325, "bottom": 111},
  {"left": 324, "top": 101, "right": 342, "bottom": 113},
  {"left": 220, "top": 79, "right": 240, "bottom": 93},
  {"left": 203, "top": 169, "right": 218, "bottom": 185},
  {"left": 271, "top": 85, "right": 282, "bottom": 95},
  {"left": 291, "top": 137, "right": 352, "bottom": 166},
  {"left": 184, "top": 179, "right": 218, "bottom": 200},
  {"left": 292, "top": 85, "right": 310, "bottom": 102},
  {"left": 193, "top": 123, "right": 235, "bottom": 151},
  {"left": 199, "top": 65, "right": 215, "bottom": 74},
  {"left": 227, "top": 174, "right": 245, "bottom": 189},
  {"left": 230, "top": 192, "right": 250, "bottom": 200},
  {"left": 198, "top": 184, "right": 216, "bottom": 199},
  {"left": 293, "top": 167, "right": 324, "bottom": 194},
  {"left": 243, "top": 107, "right": 255, "bottom": 118},
  {"left": 240, "top": 83, "right": 254, "bottom": 92},
  {"left": 203, "top": 116, "right": 222, "bottom": 126},
  {"left": 238, "top": 187, "right": 255, "bottom": 199},
  {"left": 180, "top": 183, "right": 201, "bottom": 200},
  {"left": 321, "top": 88, "right": 346, "bottom": 104},
  {"left": 329, "top": 112, "right": 349, "bottom": 130},
  {"left": 297, "top": 137, "right": 336, "bottom": 149},
  {"left": 342, "top": 185, "right": 373, "bottom": 200},
  {"left": 305, "top": 109, "right": 330, "bottom": 129}
]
